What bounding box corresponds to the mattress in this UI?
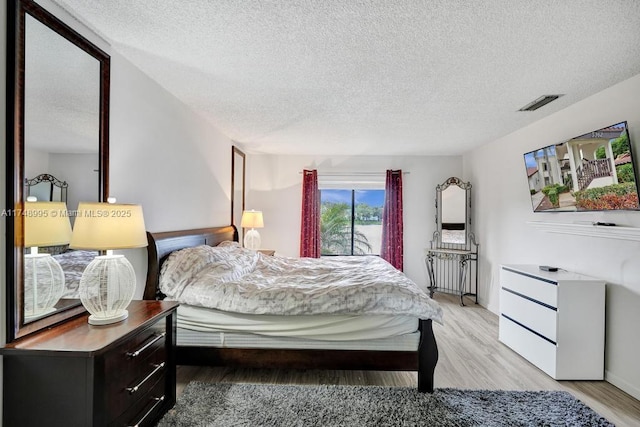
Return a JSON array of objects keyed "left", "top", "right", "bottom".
[{"left": 176, "top": 304, "right": 420, "bottom": 351}]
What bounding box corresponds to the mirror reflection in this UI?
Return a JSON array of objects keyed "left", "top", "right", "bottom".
[
  {"left": 436, "top": 177, "right": 472, "bottom": 246},
  {"left": 22, "top": 14, "right": 101, "bottom": 323},
  {"left": 232, "top": 147, "right": 246, "bottom": 244},
  {"left": 25, "top": 173, "right": 68, "bottom": 202},
  {"left": 441, "top": 185, "right": 467, "bottom": 244}
]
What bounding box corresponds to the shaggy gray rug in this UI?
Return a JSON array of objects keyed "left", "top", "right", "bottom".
[{"left": 158, "top": 382, "right": 613, "bottom": 426}]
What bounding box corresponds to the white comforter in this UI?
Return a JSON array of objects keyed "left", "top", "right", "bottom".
[{"left": 160, "top": 243, "right": 443, "bottom": 323}]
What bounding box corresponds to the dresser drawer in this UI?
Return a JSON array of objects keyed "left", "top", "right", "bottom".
[
  {"left": 500, "top": 288, "right": 557, "bottom": 342},
  {"left": 105, "top": 323, "right": 166, "bottom": 376},
  {"left": 501, "top": 267, "right": 557, "bottom": 308},
  {"left": 499, "top": 314, "right": 557, "bottom": 377},
  {"left": 110, "top": 379, "right": 167, "bottom": 427},
  {"left": 106, "top": 346, "right": 167, "bottom": 419}
]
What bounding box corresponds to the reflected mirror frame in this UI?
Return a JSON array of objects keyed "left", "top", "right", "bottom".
[
  {"left": 6, "top": 0, "right": 110, "bottom": 341},
  {"left": 435, "top": 177, "right": 472, "bottom": 247},
  {"left": 231, "top": 146, "right": 246, "bottom": 244}
]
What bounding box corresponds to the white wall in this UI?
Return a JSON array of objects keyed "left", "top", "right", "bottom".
[
  {"left": 246, "top": 154, "right": 462, "bottom": 288},
  {"left": 49, "top": 153, "right": 99, "bottom": 221},
  {"left": 464, "top": 72, "right": 640, "bottom": 399},
  {"left": 24, "top": 147, "right": 49, "bottom": 178},
  {"left": 108, "top": 50, "right": 234, "bottom": 296}
]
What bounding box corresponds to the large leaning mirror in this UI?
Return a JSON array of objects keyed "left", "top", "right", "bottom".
[
  {"left": 435, "top": 177, "right": 472, "bottom": 247},
  {"left": 428, "top": 177, "right": 479, "bottom": 305},
  {"left": 231, "top": 146, "right": 246, "bottom": 244},
  {"left": 6, "top": 0, "right": 110, "bottom": 341}
]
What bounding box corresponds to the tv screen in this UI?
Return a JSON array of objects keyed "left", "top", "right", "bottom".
[{"left": 523, "top": 121, "right": 639, "bottom": 212}]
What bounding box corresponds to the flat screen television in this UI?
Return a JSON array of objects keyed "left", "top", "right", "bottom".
[{"left": 523, "top": 121, "right": 639, "bottom": 212}]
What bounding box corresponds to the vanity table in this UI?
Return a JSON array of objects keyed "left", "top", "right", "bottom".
[
  {"left": 425, "top": 247, "right": 477, "bottom": 305},
  {"left": 426, "top": 177, "right": 479, "bottom": 305}
]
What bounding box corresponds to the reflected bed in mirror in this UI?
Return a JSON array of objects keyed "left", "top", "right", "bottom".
[{"left": 6, "top": 0, "right": 110, "bottom": 341}]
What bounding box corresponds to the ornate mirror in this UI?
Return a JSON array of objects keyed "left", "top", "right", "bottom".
[
  {"left": 428, "top": 177, "right": 479, "bottom": 305},
  {"left": 6, "top": 0, "right": 110, "bottom": 341},
  {"left": 25, "top": 173, "right": 68, "bottom": 202},
  {"left": 435, "top": 177, "right": 473, "bottom": 247},
  {"left": 231, "top": 146, "right": 246, "bottom": 244}
]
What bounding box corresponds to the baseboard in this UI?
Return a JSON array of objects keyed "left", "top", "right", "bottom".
[{"left": 605, "top": 370, "right": 640, "bottom": 400}]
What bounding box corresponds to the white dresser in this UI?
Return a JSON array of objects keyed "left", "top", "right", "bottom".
[{"left": 499, "top": 265, "right": 605, "bottom": 380}]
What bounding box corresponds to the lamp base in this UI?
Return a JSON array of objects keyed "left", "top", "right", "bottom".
[
  {"left": 88, "top": 309, "right": 129, "bottom": 325},
  {"left": 24, "top": 252, "right": 65, "bottom": 318},
  {"left": 80, "top": 254, "right": 135, "bottom": 326},
  {"left": 244, "top": 228, "right": 261, "bottom": 250}
]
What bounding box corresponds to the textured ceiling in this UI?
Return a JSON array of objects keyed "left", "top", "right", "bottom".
[{"left": 52, "top": 0, "right": 640, "bottom": 156}]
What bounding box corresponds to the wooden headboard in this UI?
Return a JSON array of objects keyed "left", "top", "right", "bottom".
[{"left": 144, "top": 225, "right": 238, "bottom": 300}]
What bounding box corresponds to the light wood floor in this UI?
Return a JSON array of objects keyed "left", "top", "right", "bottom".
[{"left": 176, "top": 293, "right": 640, "bottom": 426}]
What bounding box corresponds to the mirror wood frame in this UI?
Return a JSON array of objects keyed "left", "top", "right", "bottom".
[
  {"left": 231, "top": 146, "right": 246, "bottom": 244},
  {"left": 5, "top": 0, "right": 110, "bottom": 341}
]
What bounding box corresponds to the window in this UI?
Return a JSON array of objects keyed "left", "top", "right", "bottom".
[{"left": 320, "top": 189, "right": 384, "bottom": 255}]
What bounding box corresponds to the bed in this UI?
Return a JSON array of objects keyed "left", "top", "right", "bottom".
[
  {"left": 144, "top": 226, "right": 441, "bottom": 392},
  {"left": 54, "top": 249, "right": 98, "bottom": 298}
]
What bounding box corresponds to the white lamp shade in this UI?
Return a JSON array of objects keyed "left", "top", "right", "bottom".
[
  {"left": 24, "top": 201, "right": 72, "bottom": 247},
  {"left": 70, "top": 202, "right": 147, "bottom": 250},
  {"left": 241, "top": 210, "right": 264, "bottom": 228}
]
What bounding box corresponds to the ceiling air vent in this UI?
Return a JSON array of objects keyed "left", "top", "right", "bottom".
[{"left": 518, "top": 95, "right": 563, "bottom": 112}]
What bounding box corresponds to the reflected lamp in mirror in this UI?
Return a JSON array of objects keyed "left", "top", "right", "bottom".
[
  {"left": 24, "top": 201, "right": 72, "bottom": 319},
  {"left": 70, "top": 202, "right": 147, "bottom": 325},
  {"left": 241, "top": 210, "right": 264, "bottom": 250}
]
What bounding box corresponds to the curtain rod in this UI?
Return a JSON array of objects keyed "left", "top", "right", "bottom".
[{"left": 299, "top": 171, "right": 410, "bottom": 176}]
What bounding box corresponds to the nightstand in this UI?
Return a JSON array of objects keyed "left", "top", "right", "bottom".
[
  {"left": 0, "top": 300, "right": 178, "bottom": 427},
  {"left": 258, "top": 249, "right": 275, "bottom": 256}
]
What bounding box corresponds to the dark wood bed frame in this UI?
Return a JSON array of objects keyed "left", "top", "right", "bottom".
[{"left": 143, "top": 226, "right": 439, "bottom": 392}]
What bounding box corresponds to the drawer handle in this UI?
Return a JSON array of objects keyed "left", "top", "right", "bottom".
[
  {"left": 126, "top": 332, "right": 166, "bottom": 358},
  {"left": 126, "top": 362, "right": 166, "bottom": 394},
  {"left": 127, "top": 395, "right": 165, "bottom": 427}
]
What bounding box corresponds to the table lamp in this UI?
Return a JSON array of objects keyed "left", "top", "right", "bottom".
[
  {"left": 23, "top": 200, "right": 72, "bottom": 319},
  {"left": 241, "top": 209, "right": 264, "bottom": 250},
  {"left": 70, "top": 201, "right": 147, "bottom": 325}
]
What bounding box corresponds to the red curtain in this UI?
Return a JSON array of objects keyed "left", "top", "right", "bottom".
[
  {"left": 381, "top": 169, "right": 403, "bottom": 270},
  {"left": 300, "top": 169, "right": 321, "bottom": 257}
]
